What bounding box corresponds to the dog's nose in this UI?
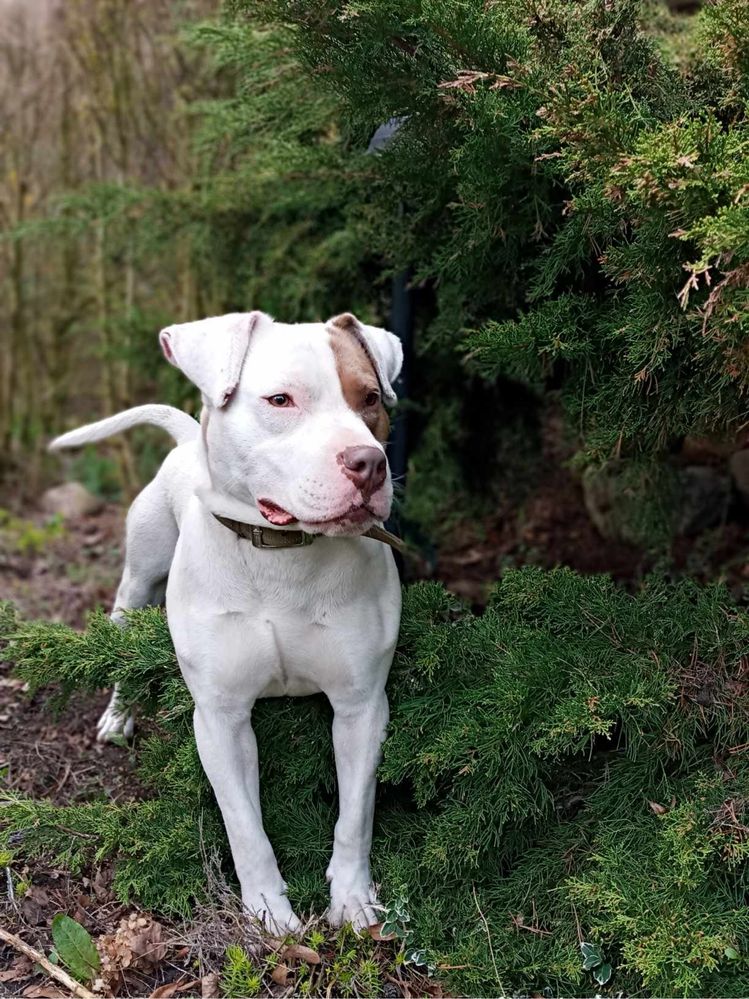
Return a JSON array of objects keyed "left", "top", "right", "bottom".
[{"left": 339, "top": 445, "right": 387, "bottom": 493}]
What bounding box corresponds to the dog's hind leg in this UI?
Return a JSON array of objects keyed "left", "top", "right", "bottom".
[{"left": 97, "top": 478, "right": 178, "bottom": 743}]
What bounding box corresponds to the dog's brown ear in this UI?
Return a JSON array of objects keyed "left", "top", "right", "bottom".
[
  {"left": 327, "top": 313, "right": 403, "bottom": 406},
  {"left": 159, "top": 311, "right": 268, "bottom": 408}
]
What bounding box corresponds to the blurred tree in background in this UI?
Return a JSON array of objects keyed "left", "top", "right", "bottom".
[
  {"left": 0, "top": 0, "right": 378, "bottom": 493},
  {"left": 4, "top": 0, "right": 749, "bottom": 551},
  {"left": 232, "top": 0, "right": 749, "bottom": 543}
]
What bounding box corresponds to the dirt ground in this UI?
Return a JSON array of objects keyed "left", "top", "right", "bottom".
[{"left": 0, "top": 511, "right": 170, "bottom": 998}]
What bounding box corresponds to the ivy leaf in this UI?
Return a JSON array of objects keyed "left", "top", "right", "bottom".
[
  {"left": 594, "top": 962, "right": 612, "bottom": 985},
  {"left": 51, "top": 913, "right": 100, "bottom": 983},
  {"left": 580, "top": 941, "right": 603, "bottom": 970}
]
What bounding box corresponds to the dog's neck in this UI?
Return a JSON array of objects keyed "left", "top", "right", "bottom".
[
  {"left": 196, "top": 485, "right": 273, "bottom": 529},
  {"left": 194, "top": 420, "right": 275, "bottom": 528}
]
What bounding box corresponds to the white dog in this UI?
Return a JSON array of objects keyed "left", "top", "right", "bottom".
[{"left": 51, "top": 311, "right": 403, "bottom": 933}]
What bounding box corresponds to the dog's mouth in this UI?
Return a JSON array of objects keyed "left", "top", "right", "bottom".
[
  {"left": 257, "top": 499, "right": 298, "bottom": 526},
  {"left": 257, "top": 498, "right": 377, "bottom": 530}
]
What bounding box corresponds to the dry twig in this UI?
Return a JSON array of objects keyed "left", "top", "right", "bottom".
[
  {"left": 0, "top": 926, "right": 96, "bottom": 999},
  {"left": 471, "top": 884, "right": 505, "bottom": 997}
]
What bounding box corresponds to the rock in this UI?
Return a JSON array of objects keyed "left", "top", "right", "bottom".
[
  {"left": 677, "top": 465, "right": 730, "bottom": 535},
  {"left": 40, "top": 482, "right": 102, "bottom": 519},
  {"left": 730, "top": 449, "right": 749, "bottom": 507},
  {"left": 582, "top": 462, "right": 729, "bottom": 546}
]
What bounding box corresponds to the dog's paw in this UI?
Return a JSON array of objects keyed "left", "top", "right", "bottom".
[
  {"left": 96, "top": 699, "right": 134, "bottom": 744},
  {"left": 327, "top": 882, "right": 380, "bottom": 932},
  {"left": 243, "top": 891, "right": 302, "bottom": 936}
]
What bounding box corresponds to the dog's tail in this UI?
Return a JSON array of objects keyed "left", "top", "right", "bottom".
[{"left": 49, "top": 404, "right": 200, "bottom": 452}]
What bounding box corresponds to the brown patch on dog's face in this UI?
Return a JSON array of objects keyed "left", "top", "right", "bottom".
[{"left": 328, "top": 317, "right": 390, "bottom": 442}]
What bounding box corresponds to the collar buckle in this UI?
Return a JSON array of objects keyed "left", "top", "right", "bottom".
[{"left": 249, "top": 525, "right": 314, "bottom": 549}]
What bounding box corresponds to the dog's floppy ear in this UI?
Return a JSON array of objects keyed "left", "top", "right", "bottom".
[
  {"left": 327, "top": 313, "right": 403, "bottom": 406},
  {"left": 159, "top": 311, "right": 266, "bottom": 408}
]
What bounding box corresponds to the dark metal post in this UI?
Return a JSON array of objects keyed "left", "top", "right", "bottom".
[{"left": 366, "top": 119, "right": 413, "bottom": 553}]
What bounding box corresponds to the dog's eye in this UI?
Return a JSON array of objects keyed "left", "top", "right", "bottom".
[
  {"left": 364, "top": 391, "right": 380, "bottom": 408},
  {"left": 267, "top": 393, "right": 293, "bottom": 408}
]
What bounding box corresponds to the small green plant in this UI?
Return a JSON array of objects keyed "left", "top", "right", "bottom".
[
  {"left": 381, "top": 893, "right": 434, "bottom": 974},
  {"left": 323, "top": 925, "right": 381, "bottom": 998},
  {"left": 580, "top": 941, "right": 613, "bottom": 986},
  {"left": 13, "top": 875, "right": 31, "bottom": 897},
  {"left": 306, "top": 928, "right": 326, "bottom": 952},
  {"left": 0, "top": 509, "right": 64, "bottom": 554},
  {"left": 220, "top": 944, "right": 262, "bottom": 998}
]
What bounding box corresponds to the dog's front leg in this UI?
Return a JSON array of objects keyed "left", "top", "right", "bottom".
[
  {"left": 192, "top": 699, "right": 301, "bottom": 934},
  {"left": 326, "top": 687, "right": 388, "bottom": 931}
]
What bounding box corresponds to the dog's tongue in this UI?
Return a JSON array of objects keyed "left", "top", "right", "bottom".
[{"left": 257, "top": 499, "right": 296, "bottom": 526}]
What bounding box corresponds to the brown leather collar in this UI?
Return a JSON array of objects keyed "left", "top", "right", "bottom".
[{"left": 213, "top": 514, "right": 406, "bottom": 553}]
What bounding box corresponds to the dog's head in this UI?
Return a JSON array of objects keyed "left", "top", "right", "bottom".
[{"left": 159, "top": 311, "right": 403, "bottom": 536}]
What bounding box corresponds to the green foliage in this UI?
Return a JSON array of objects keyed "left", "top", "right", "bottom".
[
  {"left": 4, "top": 568, "right": 749, "bottom": 995},
  {"left": 0, "top": 510, "right": 65, "bottom": 555},
  {"left": 70, "top": 447, "right": 122, "bottom": 502},
  {"left": 219, "top": 929, "right": 384, "bottom": 998},
  {"left": 222, "top": 0, "right": 749, "bottom": 532},
  {"left": 315, "top": 925, "right": 381, "bottom": 998},
  {"left": 12, "top": 0, "right": 749, "bottom": 538}
]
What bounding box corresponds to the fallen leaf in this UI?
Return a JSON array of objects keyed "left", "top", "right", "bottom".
[
  {"left": 22, "top": 986, "right": 66, "bottom": 998},
  {"left": 92, "top": 869, "right": 110, "bottom": 902},
  {"left": 0, "top": 676, "right": 27, "bottom": 690},
  {"left": 98, "top": 912, "right": 167, "bottom": 976},
  {"left": 0, "top": 956, "right": 34, "bottom": 982},
  {"left": 368, "top": 922, "right": 397, "bottom": 941},
  {"left": 129, "top": 918, "right": 167, "bottom": 965},
  {"left": 201, "top": 973, "right": 220, "bottom": 998},
  {"left": 51, "top": 912, "right": 101, "bottom": 982},
  {"left": 178, "top": 979, "right": 202, "bottom": 993},
  {"left": 282, "top": 943, "right": 321, "bottom": 965},
  {"left": 149, "top": 976, "right": 201, "bottom": 998},
  {"left": 271, "top": 963, "right": 292, "bottom": 985},
  {"left": 649, "top": 800, "right": 669, "bottom": 815},
  {"left": 97, "top": 911, "right": 170, "bottom": 992},
  {"left": 21, "top": 885, "right": 50, "bottom": 925}
]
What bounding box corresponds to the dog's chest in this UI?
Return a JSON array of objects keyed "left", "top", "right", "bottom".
[
  {"left": 168, "top": 521, "right": 399, "bottom": 700},
  {"left": 253, "top": 611, "right": 336, "bottom": 697}
]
